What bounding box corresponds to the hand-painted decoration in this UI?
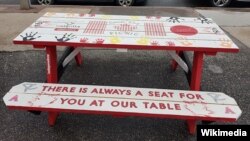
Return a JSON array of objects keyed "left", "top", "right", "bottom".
[
  {"left": 166, "top": 17, "right": 182, "bottom": 23},
  {"left": 55, "top": 33, "right": 76, "bottom": 42},
  {"left": 20, "top": 32, "right": 41, "bottom": 41},
  {"left": 13, "top": 13, "right": 239, "bottom": 52},
  {"left": 170, "top": 25, "right": 198, "bottom": 36},
  {"left": 55, "top": 22, "right": 80, "bottom": 32},
  {"left": 212, "top": 27, "right": 219, "bottom": 34},
  {"left": 84, "top": 21, "right": 107, "bottom": 34},
  {"left": 166, "top": 41, "right": 175, "bottom": 46},
  {"left": 34, "top": 21, "right": 49, "bottom": 27},
  {"left": 220, "top": 38, "right": 233, "bottom": 48},
  {"left": 144, "top": 22, "right": 166, "bottom": 36},
  {"left": 197, "top": 17, "right": 213, "bottom": 24},
  {"left": 114, "top": 22, "right": 138, "bottom": 32}
]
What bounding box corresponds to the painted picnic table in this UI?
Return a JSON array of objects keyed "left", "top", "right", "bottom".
[{"left": 11, "top": 12, "right": 240, "bottom": 134}]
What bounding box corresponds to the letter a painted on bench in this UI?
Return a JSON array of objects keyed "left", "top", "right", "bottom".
[
  {"left": 225, "top": 107, "right": 235, "bottom": 114},
  {"left": 135, "top": 91, "right": 143, "bottom": 96},
  {"left": 89, "top": 100, "right": 105, "bottom": 107},
  {"left": 9, "top": 95, "right": 18, "bottom": 102}
]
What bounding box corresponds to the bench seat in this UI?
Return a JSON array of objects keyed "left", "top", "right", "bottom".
[{"left": 3, "top": 82, "right": 242, "bottom": 133}]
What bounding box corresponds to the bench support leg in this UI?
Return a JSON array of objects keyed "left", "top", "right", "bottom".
[
  {"left": 75, "top": 52, "right": 82, "bottom": 66},
  {"left": 187, "top": 52, "right": 204, "bottom": 134},
  {"left": 62, "top": 47, "right": 82, "bottom": 67},
  {"left": 170, "top": 51, "right": 182, "bottom": 71},
  {"left": 46, "top": 46, "right": 59, "bottom": 126},
  {"left": 187, "top": 120, "right": 196, "bottom": 134},
  {"left": 169, "top": 51, "right": 188, "bottom": 73},
  {"left": 57, "top": 47, "right": 74, "bottom": 81},
  {"left": 180, "top": 52, "right": 192, "bottom": 85},
  {"left": 48, "top": 112, "right": 59, "bottom": 126}
]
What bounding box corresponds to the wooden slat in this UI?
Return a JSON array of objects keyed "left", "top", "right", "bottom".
[
  {"left": 43, "top": 13, "right": 215, "bottom": 24},
  {"left": 3, "top": 83, "right": 242, "bottom": 121},
  {"left": 14, "top": 31, "right": 238, "bottom": 49},
  {"left": 7, "top": 83, "right": 237, "bottom": 105},
  {"left": 34, "top": 17, "right": 224, "bottom": 31},
  {"left": 16, "top": 28, "right": 231, "bottom": 41}
]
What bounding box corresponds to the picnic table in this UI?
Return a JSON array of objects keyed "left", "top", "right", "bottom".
[{"left": 4, "top": 12, "right": 241, "bottom": 134}]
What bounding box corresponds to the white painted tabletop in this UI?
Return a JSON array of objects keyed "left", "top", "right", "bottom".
[{"left": 13, "top": 12, "right": 239, "bottom": 52}]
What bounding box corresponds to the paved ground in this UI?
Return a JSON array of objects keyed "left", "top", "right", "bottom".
[{"left": 0, "top": 6, "right": 249, "bottom": 141}]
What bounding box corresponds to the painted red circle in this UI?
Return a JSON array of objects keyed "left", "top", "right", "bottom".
[{"left": 170, "top": 25, "right": 198, "bottom": 36}]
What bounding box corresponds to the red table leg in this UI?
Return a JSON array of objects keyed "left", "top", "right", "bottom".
[
  {"left": 187, "top": 52, "right": 204, "bottom": 134},
  {"left": 46, "top": 46, "right": 59, "bottom": 126},
  {"left": 190, "top": 52, "right": 204, "bottom": 91}
]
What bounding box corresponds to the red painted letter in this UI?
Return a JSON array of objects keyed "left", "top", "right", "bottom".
[
  {"left": 9, "top": 95, "right": 18, "bottom": 102},
  {"left": 225, "top": 107, "right": 235, "bottom": 114}
]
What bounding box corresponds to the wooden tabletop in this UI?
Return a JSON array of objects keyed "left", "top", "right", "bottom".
[{"left": 13, "top": 12, "right": 239, "bottom": 53}]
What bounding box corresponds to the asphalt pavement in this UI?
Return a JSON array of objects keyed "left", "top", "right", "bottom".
[
  {"left": 0, "top": 5, "right": 250, "bottom": 141},
  {"left": 0, "top": 38, "right": 249, "bottom": 141}
]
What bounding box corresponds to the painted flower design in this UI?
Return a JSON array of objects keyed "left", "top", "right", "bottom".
[
  {"left": 150, "top": 41, "right": 159, "bottom": 46},
  {"left": 95, "top": 38, "right": 105, "bottom": 44}
]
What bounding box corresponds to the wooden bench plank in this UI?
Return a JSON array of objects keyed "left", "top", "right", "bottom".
[
  {"left": 3, "top": 83, "right": 241, "bottom": 122},
  {"left": 8, "top": 83, "right": 238, "bottom": 105}
]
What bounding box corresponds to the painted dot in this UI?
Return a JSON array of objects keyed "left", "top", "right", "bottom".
[{"left": 170, "top": 25, "right": 198, "bottom": 36}]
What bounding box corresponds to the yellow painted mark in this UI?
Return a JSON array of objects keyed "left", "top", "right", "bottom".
[
  {"left": 130, "top": 16, "right": 140, "bottom": 20},
  {"left": 109, "top": 37, "right": 121, "bottom": 44},
  {"left": 136, "top": 37, "right": 150, "bottom": 45},
  {"left": 220, "top": 38, "right": 232, "bottom": 48},
  {"left": 178, "top": 37, "right": 193, "bottom": 46},
  {"left": 101, "top": 15, "right": 112, "bottom": 20}
]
